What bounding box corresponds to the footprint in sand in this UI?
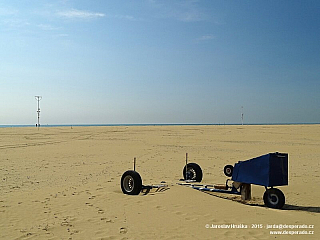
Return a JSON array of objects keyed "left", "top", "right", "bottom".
[
  {"left": 175, "top": 211, "right": 186, "bottom": 216},
  {"left": 97, "top": 209, "right": 104, "bottom": 214},
  {"left": 184, "top": 217, "right": 198, "bottom": 221},
  {"left": 155, "top": 205, "right": 165, "bottom": 211}
]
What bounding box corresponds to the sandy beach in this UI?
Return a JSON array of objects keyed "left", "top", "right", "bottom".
[{"left": 0, "top": 125, "right": 319, "bottom": 239}]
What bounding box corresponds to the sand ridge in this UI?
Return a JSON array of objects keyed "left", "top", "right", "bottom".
[{"left": 0, "top": 125, "right": 319, "bottom": 239}]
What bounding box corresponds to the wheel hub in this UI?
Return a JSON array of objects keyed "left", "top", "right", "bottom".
[
  {"left": 186, "top": 168, "right": 196, "bottom": 180},
  {"left": 123, "top": 175, "right": 134, "bottom": 192},
  {"left": 269, "top": 193, "right": 279, "bottom": 205}
]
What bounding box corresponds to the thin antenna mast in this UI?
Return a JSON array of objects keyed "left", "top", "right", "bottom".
[
  {"left": 241, "top": 106, "right": 244, "bottom": 125},
  {"left": 35, "top": 96, "right": 42, "bottom": 129}
]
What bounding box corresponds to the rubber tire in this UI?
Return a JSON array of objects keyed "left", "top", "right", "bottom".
[
  {"left": 224, "top": 165, "right": 234, "bottom": 177},
  {"left": 121, "top": 170, "right": 142, "bottom": 195},
  {"left": 263, "top": 188, "right": 285, "bottom": 209},
  {"left": 183, "top": 163, "right": 203, "bottom": 182}
]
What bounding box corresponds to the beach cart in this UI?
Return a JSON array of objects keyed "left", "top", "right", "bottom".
[
  {"left": 179, "top": 152, "right": 288, "bottom": 209},
  {"left": 120, "top": 153, "right": 288, "bottom": 209}
]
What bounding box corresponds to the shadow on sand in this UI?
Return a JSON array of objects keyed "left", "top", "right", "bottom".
[
  {"left": 201, "top": 191, "right": 320, "bottom": 213},
  {"left": 140, "top": 185, "right": 170, "bottom": 195},
  {"left": 282, "top": 204, "right": 320, "bottom": 213}
]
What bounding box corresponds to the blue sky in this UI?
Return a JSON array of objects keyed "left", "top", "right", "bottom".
[{"left": 1, "top": 0, "right": 319, "bottom": 125}]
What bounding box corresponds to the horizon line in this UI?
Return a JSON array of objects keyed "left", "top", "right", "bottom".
[{"left": 0, "top": 123, "right": 319, "bottom": 128}]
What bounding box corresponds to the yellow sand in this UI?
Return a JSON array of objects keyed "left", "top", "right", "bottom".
[{"left": 0, "top": 125, "right": 319, "bottom": 240}]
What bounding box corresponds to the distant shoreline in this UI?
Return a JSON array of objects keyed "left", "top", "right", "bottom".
[{"left": 0, "top": 123, "right": 319, "bottom": 128}]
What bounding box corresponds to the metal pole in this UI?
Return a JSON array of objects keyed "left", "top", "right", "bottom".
[
  {"left": 241, "top": 106, "right": 244, "bottom": 125},
  {"left": 35, "top": 96, "right": 42, "bottom": 129},
  {"left": 133, "top": 157, "right": 136, "bottom": 171},
  {"left": 185, "top": 153, "right": 188, "bottom": 180}
]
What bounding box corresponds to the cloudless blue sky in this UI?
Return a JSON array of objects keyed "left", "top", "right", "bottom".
[{"left": 1, "top": 0, "right": 319, "bottom": 125}]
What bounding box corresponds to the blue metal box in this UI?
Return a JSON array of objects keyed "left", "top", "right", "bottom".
[{"left": 231, "top": 152, "right": 288, "bottom": 187}]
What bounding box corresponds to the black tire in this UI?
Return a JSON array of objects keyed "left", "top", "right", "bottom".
[
  {"left": 121, "top": 170, "right": 142, "bottom": 195},
  {"left": 224, "top": 165, "right": 234, "bottom": 177},
  {"left": 263, "top": 188, "right": 285, "bottom": 209},
  {"left": 183, "top": 163, "right": 203, "bottom": 182}
]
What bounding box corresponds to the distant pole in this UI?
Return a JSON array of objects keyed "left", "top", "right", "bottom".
[
  {"left": 35, "top": 96, "right": 42, "bottom": 129},
  {"left": 241, "top": 106, "right": 244, "bottom": 125},
  {"left": 133, "top": 157, "right": 136, "bottom": 171}
]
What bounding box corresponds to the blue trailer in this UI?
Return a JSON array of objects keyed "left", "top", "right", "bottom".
[
  {"left": 180, "top": 152, "right": 288, "bottom": 209},
  {"left": 231, "top": 152, "right": 288, "bottom": 187}
]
